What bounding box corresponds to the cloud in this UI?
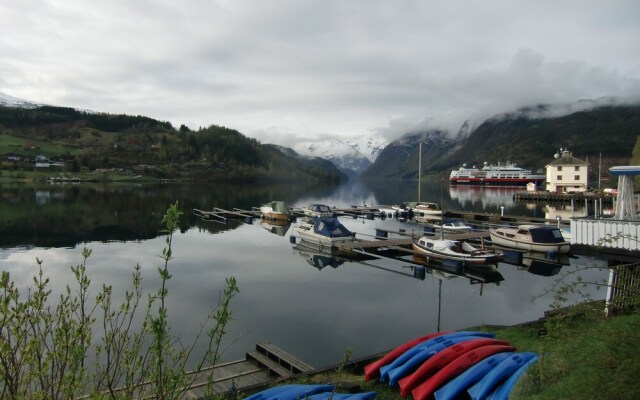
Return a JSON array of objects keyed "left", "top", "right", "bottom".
[{"left": 1, "top": 1, "right": 640, "bottom": 145}]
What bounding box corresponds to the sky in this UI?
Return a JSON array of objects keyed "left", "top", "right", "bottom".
[{"left": 2, "top": 0, "right": 640, "bottom": 146}]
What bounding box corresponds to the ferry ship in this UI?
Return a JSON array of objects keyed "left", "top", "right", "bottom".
[{"left": 449, "top": 161, "right": 545, "bottom": 186}]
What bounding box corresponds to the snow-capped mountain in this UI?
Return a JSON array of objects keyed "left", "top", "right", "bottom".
[
  {"left": 0, "top": 92, "right": 43, "bottom": 108},
  {"left": 292, "top": 137, "right": 388, "bottom": 176}
]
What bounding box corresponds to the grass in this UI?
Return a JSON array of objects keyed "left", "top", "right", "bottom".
[{"left": 281, "top": 306, "right": 640, "bottom": 400}]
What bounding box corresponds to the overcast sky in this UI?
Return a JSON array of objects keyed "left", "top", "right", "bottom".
[{"left": 2, "top": 0, "right": 640, "bottom": 145}]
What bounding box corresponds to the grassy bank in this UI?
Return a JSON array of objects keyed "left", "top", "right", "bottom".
[{"left": 295, "top": 305, "right": 640, "bottom": 399}]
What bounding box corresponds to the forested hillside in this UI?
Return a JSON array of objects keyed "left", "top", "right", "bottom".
[
  {"left": 362, "top": 105, "right": 640, "bottom": 180},
  {"left": 0, "top": 106, "right": 346, "bottom": 182}
]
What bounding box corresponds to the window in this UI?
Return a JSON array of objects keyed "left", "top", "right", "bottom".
[
  {"left": 574, "top": 175, "right": 580, "bottom": 180},
  {"left": 557, "top": 166, "right": 563, "bottom": 171},
  {"left": 574, "top": 166, "right": 580, "bottom": 171},
  {"left": 557, "top": 175, "right": 563, "bottom": 181}
]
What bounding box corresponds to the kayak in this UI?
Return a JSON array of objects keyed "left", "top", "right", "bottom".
[
  {"left": 411, "top": 345, "right": 517, "bottom": 400},
  {"left": 364, "top": 332, "right": 447, "bottom": 380},
  {"left": 433, "top": 352, "right": 514, "bottom": 400},
  {"left": 386, "top": 335, "right": 493, "bottom": 386},
  {"left": 398, "top": 338, "right": 509, "bottom": 396},
  {"left": 467, "top": 352, "right": 538, "bottom": 400},
  {"left": 243, "top": 384, "right": 335, "bottom": 400},
  {"left": 379, "top": 331, "right": 495, "bottom": 382},
  {"left": 486, "top": 356, "right": 538, "bottom": 400}
]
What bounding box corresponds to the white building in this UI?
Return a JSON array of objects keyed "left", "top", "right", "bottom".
[{"left": 545, "top": 148, "right": 589, "bottom": 193}]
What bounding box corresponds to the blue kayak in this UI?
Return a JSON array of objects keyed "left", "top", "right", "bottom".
[
  {"left": 306, "top": 392, "right": 377, "bottom": 400},
  {"left": 467, "top": 352, "right": 537, "bottom": 400},
  {"left": 379, "top": 331, "right": 495, "bottom": 382},
  {"left": 486, "top": 357, "right": 538, "bottom": 400},
  {"left": 386, "top": 335, "right": 490, "bottom": 386},
  {"left": 243, "top": 384, "right": 335, "bottom": 400},
  {"left": 433, "top": 352, "right": 514, "bottom": 400}
]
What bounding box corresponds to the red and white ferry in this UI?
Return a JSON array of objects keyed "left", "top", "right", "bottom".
[{"left": 449, "top": 161, "right": 545, "bottom": 186}]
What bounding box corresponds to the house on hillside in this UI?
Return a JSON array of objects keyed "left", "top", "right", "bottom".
[{"left": 545, "top": 148, "right": 589, "bottom": 193}]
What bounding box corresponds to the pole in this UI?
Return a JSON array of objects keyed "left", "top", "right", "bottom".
[{"left": 418, "top": 142, "right": 422, "bottom": 202}]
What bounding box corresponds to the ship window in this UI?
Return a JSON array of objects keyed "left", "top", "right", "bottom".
[
  {"left": 557, "top": 166, "right": 563, "bottom": 171},
  {"left": 574, "top": 175, "right": 580, "bottom": 180}
]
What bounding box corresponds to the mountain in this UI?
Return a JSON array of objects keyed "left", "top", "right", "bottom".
[
  {"left": 0, "top": 92, "right": 43, "bottom": 108},
  {"left": 361, "top": 103, "right": 640, "bottom": 181},
  {"left": 292, "top": 137, "right": 387, "bottom": 176},
  {"left": 267, "top": 144, "right": 349, "bottom": 181}
]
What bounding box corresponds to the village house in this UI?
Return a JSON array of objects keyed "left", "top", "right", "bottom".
[{"left": 545, "top": 148, "right": 589, "bottom": 193}]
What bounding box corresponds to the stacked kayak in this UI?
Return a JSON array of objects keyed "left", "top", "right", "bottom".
[
  {"left": 243, "top": 384, "right": 376, "bottom": 400},
  {"left": 364, "top": 331, "right": 537, "bottom": 400}
]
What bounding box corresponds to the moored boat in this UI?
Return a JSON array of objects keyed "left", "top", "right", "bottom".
[
  {"left": 292, "top": 217, "right": 356, "bottom": 247},
  {"left": 488, "top": 224, "right": 570, "bottom": 253},
  {"left": 260, "top": 201, "right": 293, "bottom": 221},
  {"left": 407, "top": 201, "right": 441, "bottom": 222},
  {"left": 301, "top": 203, "right": 335, "bottom": 218},
  {"left": 413, "top": 237, "right": 500, "bottom": 265},
  {"left": 449, "top": 161, "right": 545, "bottom": 187}
]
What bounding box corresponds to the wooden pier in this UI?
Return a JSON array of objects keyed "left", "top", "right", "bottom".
[{"left": 122, "top": 342, "right": 313, "bottom": 399}]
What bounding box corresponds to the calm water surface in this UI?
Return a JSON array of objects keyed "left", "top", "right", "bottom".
[{"left": 0, "top": 179, "right": 608, "bottom": 368}]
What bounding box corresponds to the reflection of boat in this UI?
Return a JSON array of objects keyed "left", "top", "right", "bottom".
[
  {"left": 413, "top": 237, "right": 500, "bottom": 265},
  {"left": 428, "top": 218, "right": 474, "bottom": 233},
  {"left": 412, "top": 253, "right": 504, "bottom": 284},
  {"left": 489, "top": 225, "right": 570, "bottom": 253},
  {"left": 501, "top": 249, "right": 570, "bottom": 276},
  {"left": 379, "top": 204, "right": 412, "bottom": 221},
  {"left": 260, "top": 220, "right": 291, "bottom": 236},
  {"left": 292, "top": 217, "right": 356, "bottom": 246},
  {"left": 406, "top": 202, "right": 441, "bottom": 222},
  {"left": 260, "top": 201, "right": 293, "bottom": 221},
  {"left": 449, "top": 161, "right": 545, "bottom": 186},
  {"left": 301, "top": 203, "right": 335, "bottom": 218},
  {"left": 292, "top": 240, "right": 349, "bottom": 270}
]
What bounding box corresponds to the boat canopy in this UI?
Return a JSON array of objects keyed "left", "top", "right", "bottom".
[
  {"left": 528, "top": 226, "right": 566, "bottom": 243},
  {"left": 310, "top": 217, "right": 353, "bottom": 238},
  {"left": 267, "top": 201, "right": 290, "bottom": 214}
]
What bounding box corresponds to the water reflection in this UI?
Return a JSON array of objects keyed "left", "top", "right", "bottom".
[{"left": 260, "top": 220, "right": 292, "bottom": 237}]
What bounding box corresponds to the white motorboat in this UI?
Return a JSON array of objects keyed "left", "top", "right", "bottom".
[
  {"left": 488, "top": 224, "right": 571, "bottom": 253},
  {"left": 301, "top": 203, "right": 335, "bottom": 218},
  {"left": 260, "top": 201, "right": 292, "bottom": 222},
  {"left": 292, "top": 217, "right": 356, "bottom": 247},
  {"left": 413, "top": 237, "right": 500, "bottom": 265}
]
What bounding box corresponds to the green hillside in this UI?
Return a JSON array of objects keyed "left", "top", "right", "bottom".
[{"left": 0, "top": 106, "right": 346, "bottom": 182}]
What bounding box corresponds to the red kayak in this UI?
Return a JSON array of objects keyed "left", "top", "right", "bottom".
[
  {"left": 364, "top": 331, "right": 449, "bottom": 381},
  {"left": 411, "top": 344, "right": 517, "bottom": 400},
  {"left": 398, "top": 338, "right": 510, "bottom": 396}
]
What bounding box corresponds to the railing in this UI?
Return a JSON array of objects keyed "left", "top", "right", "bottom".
[
  {"left": 605, "top": 263, "right": 640, "bottom": 316},
  {"left": 571, "top": 218, "right": 640, "bottom": 251}
]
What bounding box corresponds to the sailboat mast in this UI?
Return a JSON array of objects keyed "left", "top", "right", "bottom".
[{"left": 418, "top": 142, "right": 422, "bottom": 202}]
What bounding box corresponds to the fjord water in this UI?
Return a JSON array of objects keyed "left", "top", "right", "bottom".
[{"left": 0, "top": 179, "right": 606, "bottom": 369}]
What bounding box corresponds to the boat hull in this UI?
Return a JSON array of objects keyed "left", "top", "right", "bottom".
[
  {"left": 450, "top": 177, "right": 545, "bottom": 186},
  {"left": 413, "top": 242, "right": 499, "bottom": 265},
  {"left": 489, "top": 229, "right": 571, "bottom": 254}
]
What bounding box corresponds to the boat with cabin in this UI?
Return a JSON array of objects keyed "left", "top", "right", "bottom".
[
  {"left": 260, "top": 201, "right": 293, "bottom": 222},
  {"left": 301, "top": 203, "right": 335, "bottom": 218},
  {"left": 488, "top": 224, "right": 571, "bottom": 253},
  {"left": 449, "top": 161, "right": 545, "bottom": 187},
  {"left": 413, "top": 237, "right": 500, "bottom": 265},
  {"left": 407, "top": 202, "right": 441, "bottom": 222},
  {"left": 292, "top": 217, "right": 356, "bottom": 247}
]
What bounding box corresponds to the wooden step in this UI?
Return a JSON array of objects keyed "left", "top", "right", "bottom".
[
  {"left": 246, "top": 350, "right": 293, "bottom": 378},
  {"left": 256, "top": 341, "right": 314, "bottom": 374}
]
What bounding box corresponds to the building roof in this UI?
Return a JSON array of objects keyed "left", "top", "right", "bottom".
[{"left": 545, "top": 149, "right": 588, "bottom": 167}]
